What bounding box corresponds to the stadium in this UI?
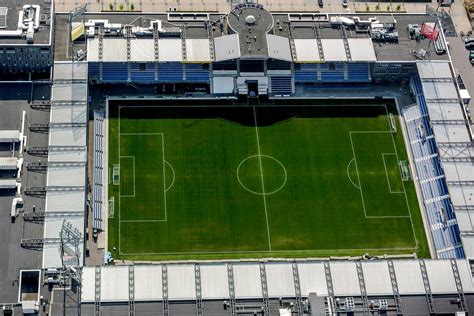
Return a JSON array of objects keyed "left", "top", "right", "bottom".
[{"left": 0, "top": 0, "right": 473, "bottom": 314}]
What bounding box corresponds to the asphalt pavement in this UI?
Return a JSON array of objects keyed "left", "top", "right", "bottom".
[{"left": 449, "top": 36, "right": 474, "bottom": 108}]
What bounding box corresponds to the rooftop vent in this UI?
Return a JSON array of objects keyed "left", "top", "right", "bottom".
[{"left": 245, "top": 15, "right": 256, "bottom": 25}]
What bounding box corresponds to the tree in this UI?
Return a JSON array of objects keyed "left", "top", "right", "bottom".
[
  {"left": 109, "top": 3, "right": 114, "bottom": 10},
  {"left": 366, "top": 4, "right": 370, "bottom": 11},
  {"left": 130, "top": 3, "right": 135, "bottom": 10},
  {"left": 119, "top": 3, "right": 124, "bottom": 10},
  {"left": 375, "top": 2, "right": 380, "bottom": 11},
  {"left": 396, "top": 4, "right": 401, "bottom": 11}
]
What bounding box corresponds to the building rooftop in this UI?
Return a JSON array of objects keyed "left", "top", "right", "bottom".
[
  {"left": 55, "top": 11, "right": 449, "bottom": 63},
  {"left": 0, "top": 0, "right": 52, "bottom": 45}
]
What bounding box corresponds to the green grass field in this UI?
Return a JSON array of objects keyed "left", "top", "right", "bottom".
[{"left": 107, "top": 102, "right": 429, "bottom": 260}]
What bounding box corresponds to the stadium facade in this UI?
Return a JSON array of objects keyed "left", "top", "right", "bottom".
[{"left": 0, "top": 1, "right": 473, "bottom": 315}]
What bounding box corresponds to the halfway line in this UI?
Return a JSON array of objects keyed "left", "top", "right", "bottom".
[{"left": 253, "top": 106, "right": 272, "bottom": 252}]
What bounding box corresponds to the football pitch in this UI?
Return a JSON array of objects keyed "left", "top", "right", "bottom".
[{"left": 107, "top": 101, "right": 429, "bottom": 260}]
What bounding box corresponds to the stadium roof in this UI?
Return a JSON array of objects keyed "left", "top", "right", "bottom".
[
  {"left": 81, "top": 259, "right": 474, "bottom": 303},
  {"left": 293, "top": 39, "right": 320, "bottom": 63},
  {"left": 185, "top": 38, "right": 212, "bottom": 62},
  {"left": 321, "top": 39, "right": 347, "bottom": 62},
  {"left": 130, "top": 39, "right": 155, "bottom": 62},
  {"left": 416, "top": 61, "right": 474, "bottom": 259},
  {"left": 214, "top": 34, "right": 240, "bottom": 62},
  {"left": 42, "top": 62, "right": 88, "bottom": 269},
  {"left": 347, "top": 38, "right": 377, "bottom": 62},
  {"left": 266, "top": 34, "right": 292, "bottom": 62}
]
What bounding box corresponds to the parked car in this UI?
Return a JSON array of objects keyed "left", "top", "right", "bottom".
[
  {"left": 464, "top": 37, "right": 474, "bottom": 44},
  {"left": 318, "top": 0, "right": 323, "bottom": 7},
  {"left": 342, "top": 0, "right": 348, "bottom": 7}
]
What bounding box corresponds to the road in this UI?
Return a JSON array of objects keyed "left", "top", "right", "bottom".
[{"left": 449, "top": 37, "right": 474, "bottom": 107}]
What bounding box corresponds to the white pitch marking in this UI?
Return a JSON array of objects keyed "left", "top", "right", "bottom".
[
  {"left": 346, "top": 158, "right": 361, "bottom": 190},
  {"left": 382, "top": 153, "right": 405, "bottom": 194},
  {"left": 253, "top": 106, "right": 272, "bottom": 252},
  {"left": 119, "top": 156, "right": 136, "bottom": 197}
]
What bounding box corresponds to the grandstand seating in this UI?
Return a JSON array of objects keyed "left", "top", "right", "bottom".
[
  {"left": 130, "top": 63, "right": 155, "bottom": 82},
  {"left": 320, "top": 63, "right": 345, "bottom": 82},
  {"left": 403, "top": 76, "right": 464, "bottom": 259},
  {"left": 267, "top": 59, "right": 291, "bottom": 70},
  {"left": 270, "top": 76, "right": 292, "bottom": 95},
  {"left": 102, "top": 63, "right": 128, "bottom": 81},
  {"left": 184, "top": 64, "right": 210, "bottom": 82},
  {"left": 93, "top": 110, "right": 104, "bottom": 231},
  {"left": 157, "top": 62, "right": 183, "bottom": 82},
  {"left": 294, "top": 64, "right": 317, "bottom": 83},
  {"left": 346, "top": 63, "right": 371, "bottom": 82},
  {"left": 88, "top": 63, "right": 100, "bottom": 81}
]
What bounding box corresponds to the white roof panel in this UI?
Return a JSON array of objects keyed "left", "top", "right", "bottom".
[
  {"left": 47, "top": 165, "right": 85, "bottom": 187},
  {"left": 266, "top": 263, "right": 295, "bottom": 297},
  {"left": 42, "top": 241, "right": 84, "bottom": 268},
  {"left": 266, "top": 34, "right": 292, "bottom": 62},
  {"left": 186, "top": 38, "right": 211, "bottom": 62},
  {"left": 168, "top": 265, "right": 195, "bottom": 300},
  {"left": 45, "top": 190, "right": 85, "bottom": 213},
  {"left": 48, "top": 150, "right": 87, "bottom": 163},
  {"left": 101, "top": 266, "right": 129, "bottom": 301},
  {"left": 361, "top": 262, "right": 392, "bottom": 295},
  {"left": 233, "top": 263, "right": 262, "bottom": 298},
  {"left": 432, "top": 124, "right": 471, "bottom": 143},
  {"left": 201, "top": 264, "right": 228, "bottom": 299},
  {"left": 425, "top": 260, "right": 457, "bottom": 293},
  {"left": 393, "top": 260, "right": 425, "bottom": 294},
  {"left": 321, "top": 39, "right": 347, "bottom": 62},
  {"left": 0, "top": 157, "right": 18, "bottom": 168},
  {"left": 130, "top": 39, "right": 155, "bottom": 62},
  {"left": 331, "top": 262, "right": 360, "bottom": 296},
  {"left": 425, "top": 102, "right": 465, "bottom": 121},
  {"left": 42, "top": 243, "right": 63, "bottom": 268},
  {"left": 0, "top": 130, "right": 20, "bottom": 142},
  {"left": 49, "top": 127, "right": 87, "bottom": 147},
  {"left": 135, "top": 265, "right": 163, "bottom": 301},
  {"left": 214, "top": 34, "right": 240, "bottom": 62},
  {"left": 52, "top": 83, "right": 87, "bottom": 101},
  {"left": 87, "top": 38, "right": 99, "bottom": 62},
  {"left": 158, "top": 38, "right": 183, "bottom": 62},
  {"left": 53, "top": 62, "right": 88, "bottom": 80},
  {"left": 456, "top": 259, "right": 474, "bottom": 292},
  {"left": 462, "top": 235, "right": 474, "bottom": 259},
  {"left": 443, "top": 161, "right": 474, "bottom": 182},
  {"left": 81, "top": 267, "right": 96, "bottom": 302},
  {"left": 347, "top": 38, "right": 376, "bottom": 61},
  {"left": 297, "top": 262, "right": 328, "bottom": 296},
  {"left": 417, "top": 61, "right": 452, "bottom": 79},
  {"left": 294, "top": 39, "right": 320, "bottom": 62},
  {"left": 102, "top": 38, "right": 128, "bottom": 62},
  {"left": 44, "top": 216, "right": 84, "bottom": 239},
  {"left": 50, "top": 105, "right": 87, "bottom": 124},
  {"left": 456, "top": 210, "right": 474, "bottom": 232},
  {"left": 449, "top": 185, "right": 474, "bottom": 206},
  {"left": 422, "top": 81, "right": 459, "bottom": 100}
]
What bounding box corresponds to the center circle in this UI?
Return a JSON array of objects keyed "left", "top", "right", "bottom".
[{"left": 237, "top": 155, "right": 287, "bottom": 195}]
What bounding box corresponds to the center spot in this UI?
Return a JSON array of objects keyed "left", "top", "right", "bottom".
[{"left": 237, "top": 155, "right": 287, "bottom": 195}]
